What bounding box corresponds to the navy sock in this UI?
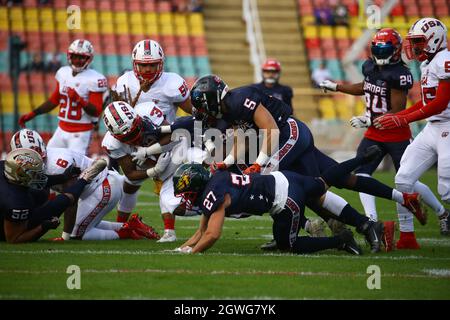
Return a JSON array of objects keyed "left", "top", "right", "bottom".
[
  {"left": 321, "top": 156, "right": 365, "bottom": 187},
  {"left": 339, "top": 204, "right": 369, "bottom": 228},
  {"left": 292, "top": 236, "right": 341, "bottom": 254},
  {"left": 353, "top": 176, "right": 393, "bottom": 200}
]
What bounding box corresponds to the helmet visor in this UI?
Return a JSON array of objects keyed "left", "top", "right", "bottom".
[{"left": 371, "top": 43, "right": 395, "bottom": 60}]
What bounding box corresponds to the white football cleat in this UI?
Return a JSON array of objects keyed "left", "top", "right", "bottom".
[
  {"left": 157, "top": 229, "right": 177, "bottom": 243},
  {"left": 79, "top": 159, "right": 107, "bottom": 183}
]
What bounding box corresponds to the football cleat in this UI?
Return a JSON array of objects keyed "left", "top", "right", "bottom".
[
  {"left": 305, "top": 218, "right": 327, "bottom": 237},
  {"left": 116, "top": 223, "right": 144, "bottom": 240},
  {"left": 357, "top": 220, "right": 384, "bottom": 253},
  {"left": 337, "top": 229, "right": 363, "bottom": 255},
  {"left": 396, "top": 231, "right": 420, "bottom": 249},
  {"left": 157, "top": 229, "right": 177, "bottom": 243},
  {"left": 128, "top": 214, "right": 160, "bottom": 240},
  {"left": 438, "top": 210, "right": 449, "bottom": 236},
  {"left": 260, "top": 239, "right": 278, "bottom": 251},
  {"left": 402, "top": 192, "right": 427, "bottom": 225},
  {"left": 79, "top": 159, "right": 107, "bottom": 183},
  {"left": 382, "top": 221, "right": 396, "bottom": 252}
]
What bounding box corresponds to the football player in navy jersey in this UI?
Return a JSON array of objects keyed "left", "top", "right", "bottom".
[
  {"left": 172, "top": 146, "right": 386, "bottom": 254},
  {"left": 251, "top": 58, "right": 294, "bottom": 115},
  {"left": 0, "top": 148, "right": 106, "bottom": 243},
  {"left": 320, "top": 28, "right": 445, "bottom": 249},
  {"left": 189, "top": 75, "right": 426, "bottom": 233}
]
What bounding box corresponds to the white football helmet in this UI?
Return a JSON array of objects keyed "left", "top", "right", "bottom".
[
  {"left": 67, "top": 39, "right": 94, "bottom": 72},
  {"left": 4, "top": 148, "right": 48, "bottom": 190},
  {"left": 131, "top": 39, "right": 164, "bottom": 84},
  {"left": 10, "top": 129, "right": 47, "bottom": 159},
  {"left": 103, "top": 101, "right": 144, "bottom": 145},
  {"left": 405, "top": 18, "right": 448, "bottom": 61}
]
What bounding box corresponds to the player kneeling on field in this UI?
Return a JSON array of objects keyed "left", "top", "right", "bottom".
[{"left": 172, "top": 146, "right": 389, "bottom": 255}]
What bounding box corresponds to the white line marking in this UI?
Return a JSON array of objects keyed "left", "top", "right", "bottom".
[
  {"left": 1, "top": 249, "right": 450, "bottom": 261},
  {"left": 422, "top": 269, "right": 450, "bottom": 277}
]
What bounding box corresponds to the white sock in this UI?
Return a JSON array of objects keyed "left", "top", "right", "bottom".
[
  {"left": 322, "top": 191, "right": 348, "bottom": 216},
  {"left": 61, "top": 232, "right": 71, "bottom": 240},
  {"left": 395, "top": 183, "right": 415, "bottom": 232},
  {"left": 81, "top": 228, "right": 120, "bottom": 240},
  {"left": 359, "top": 192, "right": 377, "bottom": 221},
  {"left": 97, "top": 221, "right": 124, "bottom": 231},
  {"left": 413, "top": 181, "right": 445, "bottom": 216},
  {"left": 392, "top": 189, "right": 404, "bottom": 204}
]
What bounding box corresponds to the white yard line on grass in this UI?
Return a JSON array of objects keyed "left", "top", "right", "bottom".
[
  {"left": 1, "top": 249, "right": 450, "bottom": 261},
  {"left": 1, "top": 268, "right": 449, "bottom": 279}
]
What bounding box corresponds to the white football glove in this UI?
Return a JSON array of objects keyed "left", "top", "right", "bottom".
[
  {"left": 173, "top": 246, "right": 193, "bottom": 254},
  {"left": 350, "top": 116, "right": 371, "bottom": 129},
  {"left": 319, "top": 80, "right": 338, "bottom": 93},
  {"left": 131, "top": 146, "right": 150, "bottom": 166},
  {"left": 146, "top": 152, "right": 172, "bottom": 178}
]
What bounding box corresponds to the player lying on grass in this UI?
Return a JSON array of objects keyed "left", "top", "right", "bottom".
[
  {"left": 10, "top": 129, "right": 159, "bottom": 241},
  {"left": 172, "top": 146, "right": 392, "bottom": 255},
  {"left": 0, "top": 148, "right": 106, "bottom": 243}
]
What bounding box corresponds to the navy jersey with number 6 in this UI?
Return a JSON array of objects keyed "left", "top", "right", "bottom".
[
  {"left": 200, "top": 171, "right": 275, "bottom": 217},
  {"left": 362, "top": 59, "right": 413, "bottom": 142},
  {"left": 222, "top": 86, "right": 292, "bottom": 130}
]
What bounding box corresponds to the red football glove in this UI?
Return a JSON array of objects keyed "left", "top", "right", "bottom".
[
  {"left": 18, "top": 111, "right": 36, "bottom": 128},
  {"left": 210, "top": 161, "right": 228, "bottom": 174},
  {"left": 67, "top": 87, "right": 87, "bottom": 107},
  {"left": 243, "top": 163, "right": 261, "bottom": 174},
  {"left": 373, "top": 113, "right": 409, "bottom": 130}
]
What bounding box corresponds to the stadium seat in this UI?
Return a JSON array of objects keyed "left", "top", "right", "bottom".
[
  {"left": 318, "top": 98, "right": 337, "bottom": 120},
  {"left": 165, "top": 56, "right": 181, "bottom": 74}
]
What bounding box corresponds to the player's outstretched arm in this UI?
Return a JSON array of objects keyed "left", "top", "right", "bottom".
[
  {"left": 320, "top": 81, "right": 364, "bottom": 95},
  {"left": 374, "top": 80, "right": 450, "bottom": 129},
  {"left": 192, "top": 194, "right": 231, "bottom": 254},
  {"left": 179, "top": 215, "right": 209, "bottom": 249}
]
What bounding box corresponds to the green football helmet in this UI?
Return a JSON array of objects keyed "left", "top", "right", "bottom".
[{"left": 173, "top": 163, "right": 211, "bottom": 209}]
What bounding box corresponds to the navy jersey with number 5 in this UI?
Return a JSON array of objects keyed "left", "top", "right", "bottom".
[
  {"left": 222, "top": 86, "right": 292, "bottom": 130},
  {"left": 362, "top": 59, "right": 413, "bottom": 142},
  {"left": 200, "top": 171, "right": 275, "bottom": 217}
]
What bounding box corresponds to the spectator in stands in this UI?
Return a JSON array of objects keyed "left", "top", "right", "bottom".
[
  {"left": 189, "top": 0, "right": 203, "bottom": 12},
  {"left": 24, "top": 53, "right": 45, "bottom": 72},
  {"left": 314, "top": 2, "right": 334, "bottom": 25},
  {"left": 311, "top": 62, "right": 332, "bottom": 88},
  {"left": 45, "top": 52, "right": 62, "bottom": 73},
  {"left": 333, "top": 1, "right": 349, "bottom": 26}
]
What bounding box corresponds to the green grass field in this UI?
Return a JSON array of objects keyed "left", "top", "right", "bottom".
[{"left": 1, "top": 170, "right": 449, "bottom": 300}]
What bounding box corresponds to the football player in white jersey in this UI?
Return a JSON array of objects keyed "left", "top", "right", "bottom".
[
  {"left": 19, "top": 39, "right": 107, "bottom": 155},
  {"left": 10, "top": 129, "right": 159, "bottom": 241},
  {"left": 113, "top": 39, "right": 192, "bottom": 123},
  {"left": 110, "top": 39, "right": 192, "bottom": 241},
  {"left": 102, "top": 101, "right": 175, "bottom": 236},
  {"left": 375, "top": 18, "right": 450, "bottom": 245}
]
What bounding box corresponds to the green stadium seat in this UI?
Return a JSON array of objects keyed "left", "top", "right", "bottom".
[
  {"left": 326, "top": 60, "right": 343, "bottom": 81},
  {"left": 179, "top": 56, "right": 196, "bottom": 77},
  {"left": 195, "top": 56, "right": 211, "bottom": 76},
  {"left": 165, "top": 56, "right": 181, "bottom": 74},
  {"left": 104, "top": 55, "right": 121, "bottom": 76}
]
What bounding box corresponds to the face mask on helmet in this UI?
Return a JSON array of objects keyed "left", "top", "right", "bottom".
[
  {"left": 405, "top": 35, "right": 428, "bottom": 61},
  {"left": 262, "top": 70, "right": 280, "bottom": 84},
  {"left": 67, "top": 40, "right": 94, "bottom": 73},
  {"left": 4, "top": 149, "right": 48, "bottom": 190},
  {"left": 112, "top": 116, "right": 144, "bottom": 145},
  {"left": 371, "top": 42, "right": 396, "bottom": 65},
  {"left": 173, "top": 164, "right": 210, "bottom": 210},
  {"left": 134, "top": 61, "right": 163, "bottom": 84}
]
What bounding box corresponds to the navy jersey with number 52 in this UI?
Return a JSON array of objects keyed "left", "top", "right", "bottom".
[
  {"left": 362, "top": 59, "right": 414, "bottom": 142},
  {"left": 200, "top": 171, "right": 275, "bottom": 217},
  {"left": 222, "top": 86, "right": 292, "bottom": 130}
]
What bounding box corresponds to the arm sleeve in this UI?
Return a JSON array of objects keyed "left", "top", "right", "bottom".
[
  {"left": 396, "top": 99, "right": 424, "bottom": 116},
  {"left": 88, "top": 91, "right": 104, "bottom": 116},
  {"left": 27, "top": 194, "right": 72, "bottom": 228},
  {"left": 404, "top": 80, "right": 450, "bottom": 122},
  {"left": 48, "top": 82, "right": 60, "bottom": 105}
]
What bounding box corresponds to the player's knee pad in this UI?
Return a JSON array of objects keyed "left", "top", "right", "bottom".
[
  {"left": 438, "top": 176, "right": 450, "bottom": 204},
  {"left": 118, "top": 192, "right": 138, "bottom": 213},
  {"left": 322, "top": 191, "right": 348, "bottom": 216}
]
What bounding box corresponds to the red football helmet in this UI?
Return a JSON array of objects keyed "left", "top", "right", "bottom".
[
  {"left": 261, "top": 58, "right": 281, "bottom": 84},
  {"left": 371, "top": 28, "right": 402, "bottom": 65}
]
